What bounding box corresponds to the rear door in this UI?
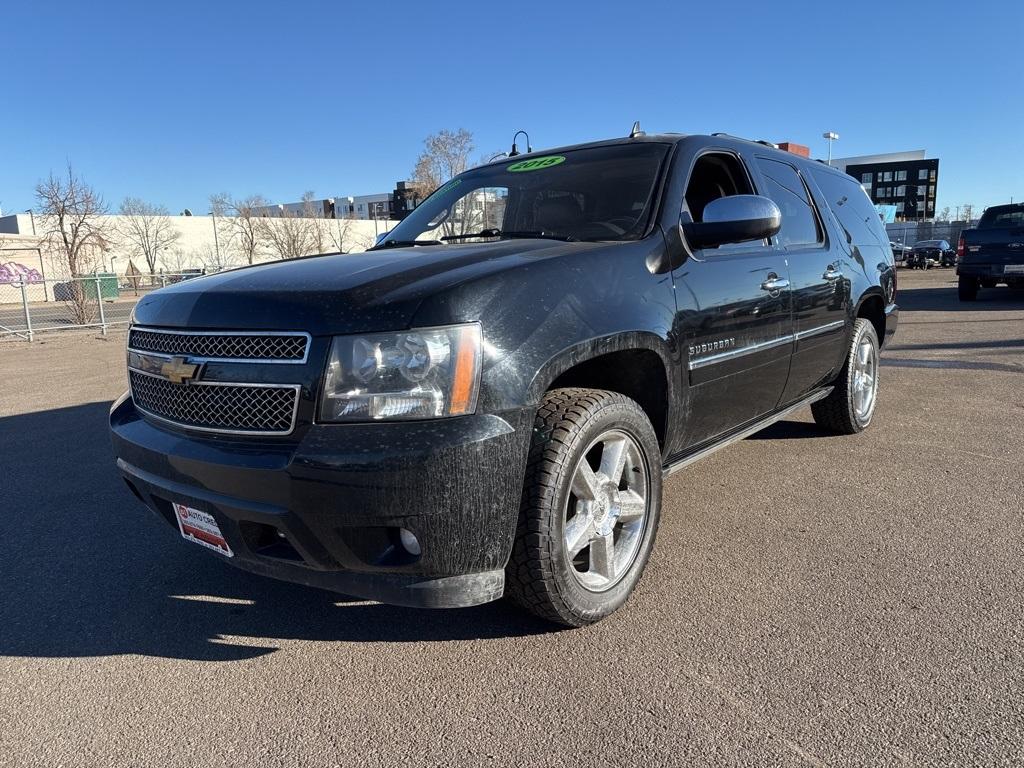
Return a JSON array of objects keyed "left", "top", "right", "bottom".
[
  {"left": 671, "top": 147, "right": 794, "bottom": 448},
  {"left": 752, "top": 156, "right": 849, "bottom": 403}
]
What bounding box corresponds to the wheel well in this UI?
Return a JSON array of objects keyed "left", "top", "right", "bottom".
[
  {"left": 547, "top": 349, "right": 668, "bottom": 449},
  {"left": 857, "top": 295, "right": 885, "bottom": 343}
]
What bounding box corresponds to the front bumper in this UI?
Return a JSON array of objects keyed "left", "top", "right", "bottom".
[{"left": 110, "top": 394, "right": 534, "bottom": 608}]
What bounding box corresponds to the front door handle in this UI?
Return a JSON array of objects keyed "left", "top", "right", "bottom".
[
  {"left": 823, "top": 266, "right": 842, "bottom": 281},
  {"left": 760, "top": 275, "right": 790, "bottom": 292}
]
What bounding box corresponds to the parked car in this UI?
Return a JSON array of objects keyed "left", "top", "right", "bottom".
[
  {"left": 110, "top": 132, "right": 898, "bottom": 627},
  {"left": 956, "top": 203, "right": 1024, "bottom": 300},
  {"left": 906, "top": 240, "right": 955, "bottom": 269},
  {"left": 890, "top": 241, "right": 912, "bottom": 265}
]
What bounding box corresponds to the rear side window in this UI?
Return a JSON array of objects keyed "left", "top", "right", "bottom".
[
  {"left": 755, "top": 158, "right": 822, "bottom": 248},
  {"left": 811, "top": 168, "right": 887, "bottom": 248},
  {"left": 978, "top": 206, "right": 1024, "bottom": 228}
]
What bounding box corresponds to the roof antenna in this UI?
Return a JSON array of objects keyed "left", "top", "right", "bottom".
[
  {"left": 629, "top": 120, "right": 645, "bottom": 138},
  {"left": 509, "top": 130, "right": 532, "bottom": 157}
]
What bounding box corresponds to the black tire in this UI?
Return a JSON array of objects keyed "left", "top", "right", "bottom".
[
  {"left": 958, "top": 275, "right": 979, "bottom": 301},
  {"left": 811, "top": 318, "right": 880, "bottom": 435},
  {"left": 505, "top": 388, "right": 662, "bottom": 627}
]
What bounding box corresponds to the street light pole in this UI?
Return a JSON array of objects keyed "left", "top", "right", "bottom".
[{"left": 822, "top": 131, "right": 840, "bottom": 167}]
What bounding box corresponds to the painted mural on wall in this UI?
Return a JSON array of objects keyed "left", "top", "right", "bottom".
[{"left": 0, "top": 262, "right": 44, "bottom": 285}]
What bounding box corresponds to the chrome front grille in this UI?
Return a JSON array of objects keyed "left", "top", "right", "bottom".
[
  {"left": 128, "top": 327, "right": 309, "bottom": 362},
  {"left": 129, "top": 370, "right": 300, "bottom": 435}
]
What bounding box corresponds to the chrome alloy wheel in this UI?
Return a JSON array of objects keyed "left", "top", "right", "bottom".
[
  {"left": 852, "top": 336, "right": 878, "bottom": 422},
  {"left": 563, "top": 429, "right": 650, "bottom": 592}
]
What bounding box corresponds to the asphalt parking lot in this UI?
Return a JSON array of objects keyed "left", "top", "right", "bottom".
[{"left": 1, "top": 267, "right": 1022, "bottom": 767}]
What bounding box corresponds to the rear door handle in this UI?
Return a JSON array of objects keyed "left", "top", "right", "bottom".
[
  {"left": 760, "top": 275, "right": 790, "bottom": 292},
  {"left": 823, "top": 266, "right": 842, "bottom": 281}
]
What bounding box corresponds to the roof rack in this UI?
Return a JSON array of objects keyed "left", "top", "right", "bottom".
[{"left": 710, "top": 132, "right": 778, "bottom": 149}]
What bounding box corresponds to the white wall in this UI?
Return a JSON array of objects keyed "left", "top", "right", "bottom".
[{"left": 0, "top": 213, "right": 400, "bottom": 276}]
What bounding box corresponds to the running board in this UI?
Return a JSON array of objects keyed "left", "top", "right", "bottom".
[{"left": 662, "top": 387, "right": 833, "bottom": 477}]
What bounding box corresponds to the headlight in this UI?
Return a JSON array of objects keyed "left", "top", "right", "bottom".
[{"left": 319, "top": 323, "right": 482, "bottom": 422}]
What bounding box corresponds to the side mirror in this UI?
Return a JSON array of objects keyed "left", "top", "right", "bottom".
[
  {"left": 374, "top": 230, "right": 392, "bottom": 246},
  {"left": 683, "top": 195, "right": 782, "bottom": 249}
]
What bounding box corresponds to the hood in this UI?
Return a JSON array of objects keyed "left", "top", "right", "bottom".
[{"left": 131, "top": 239, "right": 607, "bottom": 335}]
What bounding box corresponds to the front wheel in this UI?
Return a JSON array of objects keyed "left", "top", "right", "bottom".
[
  {"left": 958, "top": 275, "right": 979, "bottom": 301},
  {"left": 812, "top": 319, "right": 880, "bottom": 435},
  {"left": 505, "top": 388, "right": 662, "bottom": 627}
]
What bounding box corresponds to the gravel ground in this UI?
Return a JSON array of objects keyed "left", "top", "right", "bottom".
[{"left": 1, "top": 267, "right": 1021, "bottom": 767}]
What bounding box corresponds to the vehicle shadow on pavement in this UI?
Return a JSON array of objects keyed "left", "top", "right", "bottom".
[
  {"left": 745, "top": 420, "right": 833, "bottom": 441},
  {"left": 894, "top": 284, "right": 1024, "bottom": 312},
  {"left": 0, "top": 402, "right": 553, "bottom": 662}
]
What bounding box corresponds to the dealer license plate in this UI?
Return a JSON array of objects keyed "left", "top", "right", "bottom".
[{"left": 172, "top": 503, "right": 233, "bottom": 557}]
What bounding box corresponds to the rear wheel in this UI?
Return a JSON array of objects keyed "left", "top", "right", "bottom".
[
  {"left": 505, "top": 388, "right": 662, "bottom": 627},
  {"left": 958, "top": 275, "right": 979, "bottom": 301},
  {"left": 812, "top": 319, "right": 880, "bottom": 435}
]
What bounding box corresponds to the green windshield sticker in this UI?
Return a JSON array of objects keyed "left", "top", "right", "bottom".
[{"left": 507, "top": 155, "right": 566, "bottom": 173}]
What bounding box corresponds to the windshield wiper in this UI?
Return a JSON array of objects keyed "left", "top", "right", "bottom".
[
  {"left": 441, "top": 228, "right": 578, "bottom": 243},
  {"left": 371, "top": 238, "right": 444, "bottom": 250}
]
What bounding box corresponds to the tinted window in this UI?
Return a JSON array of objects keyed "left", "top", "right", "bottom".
[
  {"left": 811, "top": 168, "right": 888, "bottom": 248},
  {"left": 979, "top": 205, "right": 1024, "bottom": 229},
  {"left": 755, "top": 158, "right": 821, "bottom": 248}
]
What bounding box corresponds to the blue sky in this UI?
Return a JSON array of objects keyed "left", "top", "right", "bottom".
[{"left": 2, "top": 0, "right": 1020, "bottom": 216}]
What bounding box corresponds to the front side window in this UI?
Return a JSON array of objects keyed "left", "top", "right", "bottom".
[
  {"left": 378, "top": 143, "right": 669, "bottom": 246},
  {"left": 756, "top": 158, "right": 821, "bottom": 248}
]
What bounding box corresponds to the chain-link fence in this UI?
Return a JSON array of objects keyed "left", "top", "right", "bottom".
[
  {"left": 0, "top": 272, "right": 209, "bottom": 342},
  {"left": 886, "top": 221, "right": 972, "bottom": 250}
]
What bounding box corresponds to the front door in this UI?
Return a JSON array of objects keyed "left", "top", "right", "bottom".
[{"left": 672, "top": 150, "right": 794, "bottom": 449}]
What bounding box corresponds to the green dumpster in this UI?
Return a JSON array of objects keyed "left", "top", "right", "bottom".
[{"left": 81, "top": 273, "right": 120, "bottom": 300}]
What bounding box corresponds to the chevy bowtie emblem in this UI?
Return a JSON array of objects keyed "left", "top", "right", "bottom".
[{"left": 161, "top": 356, "right": 201, "bottom": 385}]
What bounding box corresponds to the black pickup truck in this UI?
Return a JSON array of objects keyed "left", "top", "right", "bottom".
[
  {"left": 110, "top": 132, "right": 898, "bottom": 626},
  {"left": 957, "top": 203, "right": 1024, "bottom": 300}
]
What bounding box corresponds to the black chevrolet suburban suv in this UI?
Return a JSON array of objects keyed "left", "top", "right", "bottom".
[{"left": 110, "top": 132, "right": 898, "bottom": 627}]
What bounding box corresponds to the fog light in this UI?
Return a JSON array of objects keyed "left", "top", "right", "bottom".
[{"left": 398, "top": 527, "right": 421, "bottom": 556}]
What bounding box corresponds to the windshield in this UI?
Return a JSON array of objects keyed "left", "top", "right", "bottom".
[{"left": 378, "top": 143, "right": 670, "bottom": 247}]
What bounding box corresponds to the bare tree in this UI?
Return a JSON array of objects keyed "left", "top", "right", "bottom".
[
  {"left": 210, "top": 193, "right": 269, "bottom": 265},
  {"left": 199, "top": 241, "right": 237, "bottom": 272},
  {"left": 301, "top": 191, "right": 330, "bottom": 255},
  {"left": 117, "top": 197, "right": 180, "bottom": 274},
  {"left": 34, "top": 165, "right": 112, "bottom": 323},
  {"left": 937, "top": 206, "right": 951, "bottom": 222},
  {"left": 160, "top": 246, "right": 191, "bottom": 274},
  {"left": 326, "top": 214, "right": 369, "bottom": 253},
  {"left": 411, "top": 129, "right": 474, "bottom": 201},
  {"left": 260, "top": 206, "right": 319, "bottom": 260},
  {"left": 35, "top": 164, "right": 111, "bottom": 277},
  {"left": 410, "top": 129, "right": 491, "bottom": 238},
  {"left": 960, "top": 203, "right": 976, "bottom": 222}
]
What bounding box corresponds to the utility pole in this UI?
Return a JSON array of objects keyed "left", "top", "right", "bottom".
[{"left": 210, "top": 211, "right": 221, "bottom": 264}]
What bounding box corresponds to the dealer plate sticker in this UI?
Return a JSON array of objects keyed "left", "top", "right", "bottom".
[
  {"left": 1005, "top": 264, "right": 1024, "bottom": 274},
  {"left": 173, "top": 503, "right": 233, "bottom": 557}
]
